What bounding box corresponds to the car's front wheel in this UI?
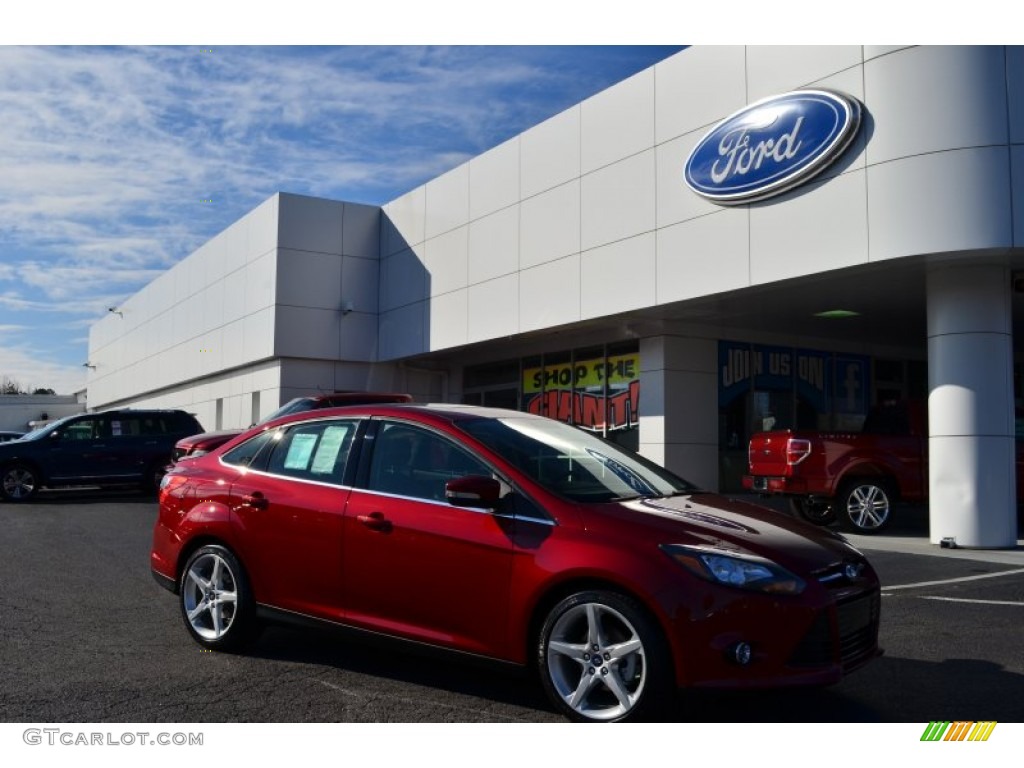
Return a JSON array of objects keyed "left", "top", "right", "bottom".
[
  {"left": 179, "top": 545, "right": 258, "bottom": 651},
  {"left": 1, "top": 463, "right": 40, "bottom": 502},
  {"left": 537, "top": 590, "right": 672, "bottom": 722}
]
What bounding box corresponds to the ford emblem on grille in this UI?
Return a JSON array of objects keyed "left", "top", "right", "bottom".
[{"left": 684, "top": 89, "right": 862, "bottom": 205}]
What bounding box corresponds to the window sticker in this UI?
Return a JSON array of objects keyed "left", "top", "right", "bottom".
[
  {"left": 111, "top": 420, "right": 122, "bottom": 436},
  {"left": 310, "top": 425, "right": 350, "bottom": 475},
  {"left": 283, "top": 433, "right": 318, "bottom": 470}
]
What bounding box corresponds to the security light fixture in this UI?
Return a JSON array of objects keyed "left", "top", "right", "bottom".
[{"left": 108, "top": 307, "right": 124, "bottom": 318}]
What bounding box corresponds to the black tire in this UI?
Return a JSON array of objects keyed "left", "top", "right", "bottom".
[
  {"left": 143, "top": 460, "right": 168, "bottom": 494},
  {"left": 789, "top": 497, "right": 836, "bottom": 526},
  {"left": 1, "top": 463, "right": 40, "bottom": 502},
  {"left": 537, "top": 590, "right": 673, "bottom": 722},
  {"left": 837, "top": 479, "right": 894, "bottom": 534},
  {"left": 179, "top": 545, "right": 259, "bottom": 651}
]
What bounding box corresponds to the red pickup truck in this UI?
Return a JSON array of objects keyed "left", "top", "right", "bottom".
[
  {"left": 743, "top": 401, "right": 930, "bottom": 534},
  {"left": 743, "top": 400, "right": 1024, "bottom": 534}
]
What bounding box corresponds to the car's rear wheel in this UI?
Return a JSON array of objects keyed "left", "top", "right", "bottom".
[
  {"left": 537, "top": 590, "right": 672, "bottom": 722},
  {"left": 180, "top": 545, "right": 258, "bottom": 651},
  {"left": 1, "top": 463, "right": 39, "bottom": 502},
  {"left": 838, "top": 479, "right": 893, "bottom": 534}
]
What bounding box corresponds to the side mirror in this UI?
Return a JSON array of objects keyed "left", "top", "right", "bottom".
[{"left": 445, "top": 475, "right": 502, "bottom": 509}]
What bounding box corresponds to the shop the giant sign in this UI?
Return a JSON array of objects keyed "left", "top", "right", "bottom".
[
  {"left": 524, "top": 354, "right": 639, "bottom": 431},
  {"left": 684, "top": 89, "right": 861, "bottom": 204}
]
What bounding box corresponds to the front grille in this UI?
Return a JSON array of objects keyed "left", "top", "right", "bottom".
[{"left": 789, "top": 590, "right": 880, "bottom": 669}]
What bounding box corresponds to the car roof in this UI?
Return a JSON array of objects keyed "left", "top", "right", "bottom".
[{"left": 258, "top": 402, "right": 544, "bottom": 430}]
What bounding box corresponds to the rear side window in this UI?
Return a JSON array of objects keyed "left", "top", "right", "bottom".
[
  {"left": 221, "top": 431, "right": 276, "bottom": 468},
  {"left": 264, "top": 421, "right": 357, "bottom": 485}
]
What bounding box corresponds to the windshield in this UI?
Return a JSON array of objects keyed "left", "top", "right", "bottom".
[
  {"left": 18, "top": 413, "right": 80, "bottom": 441},
  {"left": 257, "top": 398, "right": 315, "bottom": 425},
  {"left": 459, "top": 416, "right": 698, "bottom": 502}
]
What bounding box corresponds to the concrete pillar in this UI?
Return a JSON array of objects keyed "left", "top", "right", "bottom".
[
  {"left": 638, "top": 335, "right": 719, "bottom": 490},
  {"left": 927, "top": 264, "right": 1016, "bottom": 548}
]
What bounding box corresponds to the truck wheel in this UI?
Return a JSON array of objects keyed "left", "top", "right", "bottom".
[
  {"left": 838, "top": 480, "right": 893, "bottom": 534},
  {"left": 789, "top": 497, "right": 836, "bottom": 526}
]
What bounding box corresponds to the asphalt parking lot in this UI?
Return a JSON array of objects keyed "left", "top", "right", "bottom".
[{"left": 1, "top": 491, "right": 1022, "bottom": 723}]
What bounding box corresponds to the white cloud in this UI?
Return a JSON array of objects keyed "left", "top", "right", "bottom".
[{"left": 0, "top": 344, "right": 87, "bottom": 395}]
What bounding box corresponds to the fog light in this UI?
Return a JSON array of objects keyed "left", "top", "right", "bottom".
[{"left": 730, "top": 641, "right": 752, "bottom": 666}]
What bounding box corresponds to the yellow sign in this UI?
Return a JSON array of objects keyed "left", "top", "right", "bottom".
[{"left": 523, "top": 354, "right": 639, "bottom": 394}]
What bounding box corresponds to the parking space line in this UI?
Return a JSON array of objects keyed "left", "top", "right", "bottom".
[
  {"left": 915, "top": 596, "right": 1024, "bottom": 607},
  {"left": 883, "top": 568, "right": 1024, "bottom": 591}
]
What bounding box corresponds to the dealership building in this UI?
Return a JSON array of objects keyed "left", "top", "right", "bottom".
[{"left": 88, "top": 46, "right": 1024, "bottom": 548}]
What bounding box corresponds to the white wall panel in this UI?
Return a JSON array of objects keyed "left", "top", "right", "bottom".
[
  {"left": 427, "top": 288, "right": 468, "bottom": 350},
  {"left": 1013, "top": 146, "right": 1024, "bottom": 248},
  {"left": 276, "top": 249, "right": 342, "bottom": 310},
  {"left": 278, "top": 194, "right": 344, "bottom": 255},
  {"left": 242, "top": 307, "right": 275, "bottom": 362},
  {"left": 221, "top": 272, "right": 246, "bottom": 324},
  {"left": 520, "top": 181, "right": 580, "bottom": 269},
  {"left": 246, "top": 194, "right": 279, "bottom": 261},
  {"left": 580, "top": 233, "right": 655, "bottom": 321},
  {"left": 581, "top": 68, "right": 654, "bottom": 174},
  {"left": 467, "top": 274, "right": 518, "bottom": 343},
  {"left": 656, "top": 131, "right": 719, "bottom": 229},
  {"left": 865, "top": 46, "right": 1008, "bottom": 165},
  {"left": 244, "top": 250, "right": 277, "bottom": 314},
  {"left": 425, "top": 227, "right": 469, "bottom": 297},
  {"left": 656, "top": 211, "right": 750, "bottom": 304},
  {"left": 469, "top": 206, "right": 519, "bottom": 284},
  {"left": 379, "top": 302, "right": 427, "bottom": 360},
  {"left": 867, "top": 147, "right": 1012, "bottom": 262},
  {"left": 1009, "top": 47, "right": 1024, "bottom": 146},
  {"left": 380, "top": 247, "right": 427, "bottom": 311},
  {"left": 519, "top": 256, "right": 580, "bottom": 333},
  {"left": 338, "top": 312, "right": 378, "bottom": 361},
  {"left": 425, "top": 163, "right": 470, "bottom": 239},
  {"left": 654, "top": 46, "right": 746, "bottom": 144},
  {"left": 521, "top": 106, "right": 580, "bottom": 198},
  {"left": 275, "top": 305, "right": 341, "bottom": 360},
  {"left": 581, "top": 150, "right": 656, "bottom": 251},
  {"left": 383, "top": 187, "right": 426, "bottom": 255},
  {"left": 469, "top": 137, "right": 519, "bottom": 220},
  {"left": 341, "top": 256, "right": 379, "bottom": 314},
  {"left": 342, "top": 202, "right": 381, "bottom": 258},
  {"left": 863, "top": 46, "right": 913, "bottom": 60},
  {"left": 746, "top": 46, "right": 862, "bottom": 102},
  {"left": 750, "top": 169, "right": 868, "bottom": 285}
]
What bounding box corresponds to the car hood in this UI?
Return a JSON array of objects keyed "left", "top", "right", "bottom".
[{"left": 592, "top": 492, "right": 863, "bottom": 574}]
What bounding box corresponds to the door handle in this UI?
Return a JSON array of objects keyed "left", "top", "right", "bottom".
[
  {"left": 241, "top": 492, "right": 269, "bottom": 510},
  {"left": 356, "top": 511, "right": 392, "bottom": 532}
]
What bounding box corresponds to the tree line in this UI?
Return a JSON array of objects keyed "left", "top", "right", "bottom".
[{"left": 1, "top": 376, "right": 56, "bottom": 395}]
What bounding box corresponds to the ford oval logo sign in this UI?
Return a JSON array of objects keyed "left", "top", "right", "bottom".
[{"left": 684, "top": 89, "right": 861, "bottom": 205}]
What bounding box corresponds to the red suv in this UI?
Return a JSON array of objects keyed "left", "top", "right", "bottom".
[
  {"left": 171, "top": 391, "right": 412, "bottom": 462},
  {"left": 152, "top": 404, "right": 881, "bottom": 722}
]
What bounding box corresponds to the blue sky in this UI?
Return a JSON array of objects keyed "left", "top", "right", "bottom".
[{"left": 0, "top": 44, "right": 683, "bottom": 394}]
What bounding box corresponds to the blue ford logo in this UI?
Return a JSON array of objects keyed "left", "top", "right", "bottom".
[{"left": 684, "top": 89, "right": 861, "bottom": 205}]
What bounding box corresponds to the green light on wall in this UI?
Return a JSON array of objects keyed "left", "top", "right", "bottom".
[{"left": 813, "top": 309, "right": 860, "bottom": 318}]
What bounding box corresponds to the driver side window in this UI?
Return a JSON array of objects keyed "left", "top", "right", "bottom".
[{"left": 368, "top": 422, "right": 491, "bottom": 502}]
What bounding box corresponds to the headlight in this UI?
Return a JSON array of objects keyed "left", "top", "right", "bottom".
[{"left": 660, "top": 544, "right": 806, "bottom": 595}]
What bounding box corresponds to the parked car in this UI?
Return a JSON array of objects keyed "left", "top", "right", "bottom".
[
  {"left": 0, "top": 431, "right": 25, "bottom": 443},
  {"left": 152, "top": 403, "right": 881, "bottom": 722},
  {"left": 171, "top": 391, "right": 413, "bottom": 462},
  {"left": 743, "top": 400, "right": 1024, "bottom": 534},
  {"left": 0, "top": 409, "right": 203, "bottom": 502}
]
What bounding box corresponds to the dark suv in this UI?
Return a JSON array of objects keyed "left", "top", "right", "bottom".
[
  {"left": 171, "top": 392, "right": 413, "bottom": 463},
  {"left": 0, "top": 409, "right": 203, "bottom": 502}
]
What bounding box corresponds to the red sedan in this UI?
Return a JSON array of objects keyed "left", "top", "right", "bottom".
[{"left": 151, "top": 404, "right": 881, "bottom": 722}]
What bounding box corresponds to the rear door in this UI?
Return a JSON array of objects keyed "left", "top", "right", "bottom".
[
  {"left": 341, "top": 419, "right": 515, "bottom": 657},
  {"left": 227, "top": 418, "right": 359, "bottom": 619}
]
